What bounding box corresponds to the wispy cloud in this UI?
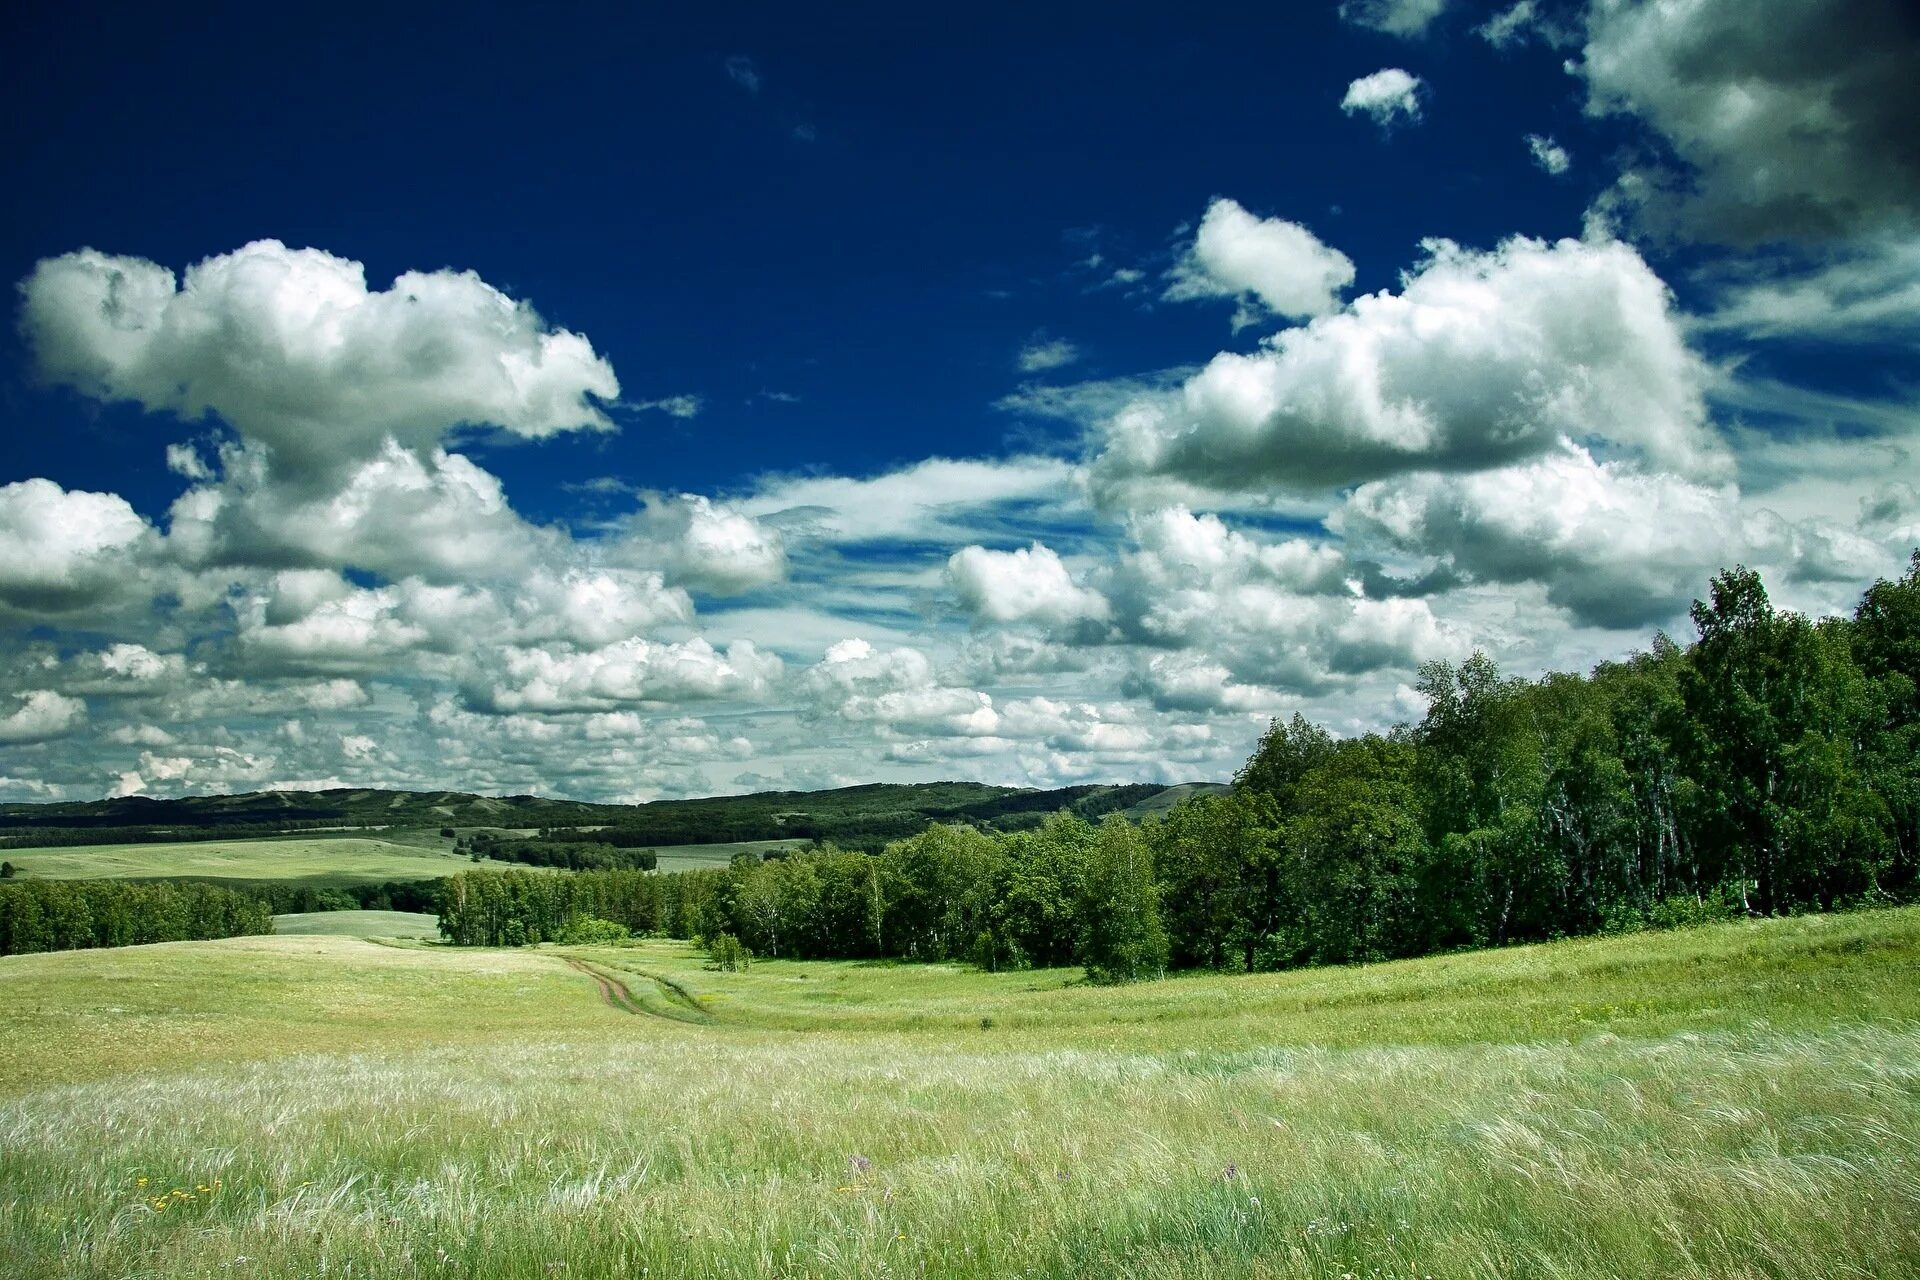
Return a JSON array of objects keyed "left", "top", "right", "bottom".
[
  {"left": 1017, "top": 336, "right": 1081, "bottom": 373},
  {"left": 724, "top": 55, "right": 761, "bottom": 95}
]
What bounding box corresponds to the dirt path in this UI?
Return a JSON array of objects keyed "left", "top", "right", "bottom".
[{"left": 561, "top": 956, "right": 644, "bottom": 1015}]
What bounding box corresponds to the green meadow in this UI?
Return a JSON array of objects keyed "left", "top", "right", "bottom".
[
  {"left": 271, "top": 909, "right": 441, "bottom": 937},
  {"left": 0, "top": 833, "right": 811, "bottom": 882},
  {"left": 2, "top": 907, "right": 1917, "bottom": 1279},
  {"left": 0, "top": 835, "right": 487, "bottom": 885},
  {"left": 646, "top": 837, "right": 814, "bottom": 871}
]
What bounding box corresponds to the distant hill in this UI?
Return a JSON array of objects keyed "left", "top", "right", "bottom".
[{"left": 0, "top": 780, "right": 1227, "bottom": 851}]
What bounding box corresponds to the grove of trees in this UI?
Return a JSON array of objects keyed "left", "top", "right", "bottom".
[
  {"left": 0, "top": 879, "right": 273, "bottom": 955},
  {"left": 429, "top": 555, "right": 1913, "bottom": 979}
]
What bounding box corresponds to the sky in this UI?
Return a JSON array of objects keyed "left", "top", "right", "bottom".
[{"left": 1, "top": 0, "right": 1916, "bottom": 803}]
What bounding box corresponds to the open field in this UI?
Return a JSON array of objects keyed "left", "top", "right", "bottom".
[
  {"left": 1, "top": 909, "right": 1917, "bottom": 1279},
  {"left": 648, "top": 837, "right": 813, "bottom": 870},
  {"left": 272, "top": 909, "right": 441, "bottom": 937},
  {"left": 0, "top": 836, "right": 501, "bottom": 885}
]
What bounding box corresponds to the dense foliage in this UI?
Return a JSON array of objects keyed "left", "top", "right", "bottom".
[
  {"left": 0, "top": 879, "right": 274, "bottom": 954},
  {"left": 462, "top": 833, "right": 658, "bottom": 871},
  {"left": 441, "top": 559, "right": 1918, "bottom": 981},
  {"left": 238, "top": 878, "right": 442, "bottom": 915}
]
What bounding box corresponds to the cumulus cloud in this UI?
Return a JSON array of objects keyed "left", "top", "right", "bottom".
[
  {"left": 1164, "top": 198, "right": 1355, "bottom": 324},
  {"left": 1335, "top": 443, "right": 1892, "bottom": 628},
  {"left": 1341, "top": 68, "right": 1425, "bottom": 128},
  {"left": 802, "top": 639, "right": 999, "bottom": 738},
  {"left": 946, "top": 542, "right": 1111, "bottom": 628},
  {"left": 1339, "top": 0, "right": 1448, "bottom": 38},
  {"left": 947, "top": 631, "right": 1097, "bottom": 683},
  {"left": 1579, "top": 0, "right": 1920, "bottom": 247},
  {"left": 0, "top": 479, "right": 156, "bottom": 617},
  {"left": 1091, "top": 507, "right": 1464, "bottom": 692},
  {"left": 612, "top": 495, "right": 787, "bottom": 594},
  {"left": 1526, "top": 134, "right": 1571, "bottom": 175},
  {"left": 167, "top": 439, "right": 546, "bottom": 581},
  {"left": 20, "top": 240, "right": 619, "bottom": 484},
  {"left": 0, "top": 690, "right": 87, "bottom": 744},
  {"left": 1123, "top": 652, "right": 1284, "bottom": 714},
  {"left": 1096, "top": 236, "right": 1722, "bottom": 500},
  {"left": 470, "top": 637, "right": 780, "bottom": 714},
  {"left": 232, "top": 573, "right": 480, "bottom": 676}
]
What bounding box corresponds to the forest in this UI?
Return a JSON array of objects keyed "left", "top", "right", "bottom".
[
  {"left": 0, "top": 879, "right": 274, "bottom": 954},
  {"left": 439, "top": 558, "right": 1920, "bottom": 981}
]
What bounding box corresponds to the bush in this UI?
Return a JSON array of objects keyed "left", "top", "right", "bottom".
[
  {"left": 557, "top": 916, "right": 631, "bottom": 945},
  {"left": 706, "top": 931, "right": 752, "bottom": 971},
  {"left": 1647, "top": 887, "right": 1746, "bottom": 932}
]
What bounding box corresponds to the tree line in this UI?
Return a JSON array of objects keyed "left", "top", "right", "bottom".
[
  {"left": 0, "top": 879, "right": 274, "bottom": 955},
  {"left": 459, "top": 832, "right": 659, "bottom": 871},
  {"left": 438, "top": 557, "right": 1918, "bottom": 981},
  {"left": 435, "top": 815, "right": 1166, "bottom": 981},
  {"left": 0, "top": 820, "right": 385, "bottom": 849}
]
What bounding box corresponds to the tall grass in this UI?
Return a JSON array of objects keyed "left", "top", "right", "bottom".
[{"left": 2, "top": 909, "right": 1916, "bottom": 1279}]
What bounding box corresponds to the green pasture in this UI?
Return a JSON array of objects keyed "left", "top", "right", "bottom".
[
  {"left": 272, "top": 909, "right": 441, "bottom": 938},
  {"left": 0, "top": 908, "right": 1916, "bottom": 1279},
  {"left": 0, "top": 836, "right": 495, "bottom": 885},
  {"left": 647, "top": 837, "right": 812, "bottom": 870}
]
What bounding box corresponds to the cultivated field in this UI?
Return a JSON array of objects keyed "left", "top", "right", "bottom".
[
  {"left": 1, "top": 909, "right": 1916, "bottom": 1279},
  {"left": 1, "top": 836, "right": 495, "bottom": 885}
]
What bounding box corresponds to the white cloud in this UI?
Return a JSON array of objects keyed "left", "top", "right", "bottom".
[
  {"left": 946, "top": 542, "right": 1111, "bottom": 628},
  {"left": 1696, "top": 236, "right": 1920, "bottom": 340},
  {"left": 613, "top": 494, "right": 788, "bottom": 594},
  {"left": 1017, "top": 337, "right": 1080, "bottom": 373},
  {"left": 947, "top": 632, "right": 1097, "bottom": 683},
  {"left": 20, "top": 240, "right": 619, "bottom": 484},
  {"left": 1338, "top": 0, "right": 1448, "bottom": 38},
  {"left": 741, "top": 456, "right": 1077, "bottom": 545},
  {"left": 470, "top": 637, "right": 780, "bottom": 714},
  {"left": 1478, "top": 1, "right": 1573, "bottom": 48},
  {"left": 168, "top": 439, "right": 546, "bottom": 582},
  {"left": 1335, "top": 442, "right": 1894, "bottom": 629},
  {"left": 633, "top": 394, "right": 702, "bottom": 419},
  {"left": 1341, "top": 68, "right": 1425, "bottom": 129},
  {"left": 0, "top": 690, "right": 87, "bottom": 744},
  {"left": 1164, "top": 198, "right": 1355, "bottom": 324},
  {"left": 801, "top": 639, "right": 999, "bottom": 738},
  {"left": 803, "top": 638, "right": 936, "bottom": 700},
  {"left": 1096, "top": 236, "right": 1723, "bottom": 498},
  {"left": 1526, "top": 134, "right": 1571, "bottom": 175},
  {"left": 1579, "top": 0, "right": 1920, "bottom": 247},
  {"left": 1124, "top": 653, "right": 1285, "bottom": 714},
  {"left": 0, "top": 479, "right": 155, "bottom": 617}
]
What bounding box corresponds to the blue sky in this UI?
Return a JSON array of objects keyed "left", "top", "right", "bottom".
[{"left": 3, "top": 0, "right": 1916, "bottom": 801}]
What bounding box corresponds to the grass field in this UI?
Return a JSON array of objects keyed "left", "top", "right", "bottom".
[
  {"left": 272, "top": 909, "right": 441, "bottom": 937},
  {"left": 648, "top": 837, "right": 812, "bottom": 870},
  {"left": 1, "top": 909, "right": 1916, "bottom": 1279},
  {"left": 0, "top": 836, "right": 499, "bottom": 885}
]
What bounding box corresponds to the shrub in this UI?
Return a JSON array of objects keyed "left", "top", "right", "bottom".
[
  {"left": 557, "top": 916, "right": 631, "bottom": 945},
  {"left": 707, "top": 931, "right": 752, "bottom": 971}
]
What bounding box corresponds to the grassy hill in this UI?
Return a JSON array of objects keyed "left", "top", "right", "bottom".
[
  {"left": 0, "top": 780, "right": 1198, "bottom": 854},
  {"left": 2, "top": 836, "right": 493, "bottom": 885},
  {"left": 1, "top": 907, "right": 1915, "bottom": 1278}
]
